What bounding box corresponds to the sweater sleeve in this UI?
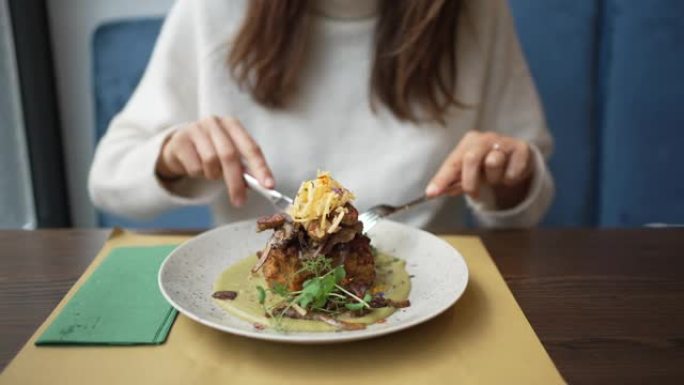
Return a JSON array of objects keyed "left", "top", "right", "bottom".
[
  {"left": 464, "top": 0, "right": 555, "bottom": 228},
  {"left": 88, "top": 0, "right": 222, "bottom": 220}
]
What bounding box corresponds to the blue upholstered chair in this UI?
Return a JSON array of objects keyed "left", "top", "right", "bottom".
[
  {"left": 596, "top": 0, "right": 684, "bottom": 226},
  {"left": 92, "top": 0, "right": 684, "bottom": 227},
  {"left": 509, "top": 0, "right": 600, "bottom": 226},
  {"left": 93, "top": 19, "right": 212, "bottom": 228},
  {"left": 510, "top": 0, "right": 684, "bottom": 226}
]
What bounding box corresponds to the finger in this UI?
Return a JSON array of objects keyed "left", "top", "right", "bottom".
[
  {"left": 219, "top": 117, "right": 274, "bottom": 188},
  {"left": 206, "top": 119, "right": 247, "bottom": 207},
  {"left": 425, "top": 132, "right": 483, "bottom": 196},
  {"left": 504, "top": 141, "right": 532, "bottom": 186},
  {"left": 484, "top": 149, "right": 507, "bottom": 185},
  {"left": 445, "top": 181, "right": 464, "bottom": 197},
  {"left": 426, "top": 154, "right": 462, "bottom": 197},
  {"left": 173, "top": 138, "right": 203, "bottom": 178},
  {"left": 189, "top": 125, "right": 221, "bottom": 180},
  {"left": 157, "top": 134, "right": 186, "bottom": 177},
  {"left": 461, "top": 143, "right": 489, "bottom": 198},
  {"left": 163, "top": 152, "right": 185, "bottom": 177}
]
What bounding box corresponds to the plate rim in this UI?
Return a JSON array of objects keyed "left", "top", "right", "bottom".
[{"left": 158, "top": 218, "right": 469, "bottom": 344}]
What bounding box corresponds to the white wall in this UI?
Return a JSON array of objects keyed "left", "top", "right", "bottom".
[
  {"left": 0, "top": 0, "right": 36, "bottom": 229},
  {"left": 47, "top": 0, "right": 174, "bottom": 227}
]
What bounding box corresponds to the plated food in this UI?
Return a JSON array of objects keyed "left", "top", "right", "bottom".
[
  {"left": 211, "top": 172, "right": 411, "bottom": 331},
  {"left": 159, "top": 174, "right": 468, "bottom": 344}
]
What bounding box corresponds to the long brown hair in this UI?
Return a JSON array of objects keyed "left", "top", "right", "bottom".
[{"left": 229, "top": 0, "right": 461, "bottom": 124}]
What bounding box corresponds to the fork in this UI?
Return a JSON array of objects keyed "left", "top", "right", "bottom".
[
  {"left": 244, "top": 173, "right": 430, "bottom": 232},
  {"left": 243, "top": 173, "right": 293, "bottom": 211},
  {"left": 358, "top": 195, "right": 430, "bottom": 232}
]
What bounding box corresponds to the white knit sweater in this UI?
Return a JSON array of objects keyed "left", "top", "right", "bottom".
[{"left": 88, "top": 0, "right": 554, "bottom": 231}]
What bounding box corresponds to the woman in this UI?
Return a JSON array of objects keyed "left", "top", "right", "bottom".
[{"left": 89, "top": 0, "right": 554, "bottom": 230}]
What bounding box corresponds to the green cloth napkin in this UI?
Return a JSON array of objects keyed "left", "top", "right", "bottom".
[{"left": 36, "top": 245, "right": 179, "bottom": 346}]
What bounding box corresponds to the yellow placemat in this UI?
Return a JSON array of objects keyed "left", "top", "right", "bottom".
[{"left": 1, "top": 229, "right": 564, "bottom": 385}]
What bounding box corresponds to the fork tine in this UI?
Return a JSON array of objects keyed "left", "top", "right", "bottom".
[
  {"left": 358, "top": 211, "right": 376, "bottom": 223},
  {"left": 359, "top": 211, "right": 380, "bottom": 232},
  {"left": 359, "top": 195, "right": 430, "bottom": 233}
]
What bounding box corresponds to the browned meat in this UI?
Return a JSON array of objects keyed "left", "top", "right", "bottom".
[
  {"left": 368, "top": 295, "right": 411, "bottom": 309},
  {"left": 341, "top": 204, "right": 359, "bottom": 226},
  {"left": 262, "top": 231, "right": 375, "bottom": 292},
  {"left": 256, "top": 213, "right": 287, "bottom": 232},
  {"left": 212, "top": 290, "right": 238, "bottom": 300},
  {"left": 321, "top": 222, "right": 362, "bottom": 255},
  {"left": 252, "top": 220, "right": 298, "bottom": 273},
  {"left": 256, "top": 203, "right": 375, "bottom": 293},
  {"left": 329, "top": 234, "right": 375, "bottom": 291},
  {"left": 302, "top": 220, "right": 325, "bottom": 242},
  {"left": 262, "top": 245, "right": 311, "bottom": 291},
  {"left": 271, "top": 221, "right": 296, "bottom": 248}
]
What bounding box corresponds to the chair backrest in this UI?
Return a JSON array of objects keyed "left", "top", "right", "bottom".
[
  {"left": 596, "top": 0, "right": 684, "bottom": 226},
  {"left": 510, "top": 0, "right": 599, "bottom": 226},
  {"left": 511, "top": 0, "right": 684, "bottom": 226},
  {"left": 92, "top": 18, "right": 212, "bottom": 228}
]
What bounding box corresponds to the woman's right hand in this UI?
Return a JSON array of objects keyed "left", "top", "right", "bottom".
[{"left": 155, "top": 116, "right": 274, "bottom": 207}]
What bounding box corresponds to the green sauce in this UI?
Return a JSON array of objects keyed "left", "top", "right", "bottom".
[{"left": 212, "top": 253, "right": 411, "bottom": 332}]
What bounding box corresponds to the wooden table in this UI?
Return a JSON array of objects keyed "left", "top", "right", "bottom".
[{"left": 1, "top": 229, "right": 682, "bottom": 384}]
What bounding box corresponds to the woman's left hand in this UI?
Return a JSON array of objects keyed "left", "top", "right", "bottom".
[{"left": 425, "top": 131, "right": 534, "bottom": 208}]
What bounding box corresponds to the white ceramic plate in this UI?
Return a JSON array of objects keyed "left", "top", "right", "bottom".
[{"left": 159, "top": 219, "right": 469, "bottom": 344}]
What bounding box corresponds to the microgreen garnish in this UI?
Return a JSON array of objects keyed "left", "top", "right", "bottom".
[
  {"left": 256, "top": 285, "right": 266, "bottom": 305},
  {"left": 257, "top": 259, "right": 380, "bottom": 329},
  {"left": 334, "top": 284, "right": 371, "bottom": 309},
  {"left": 296, "top": 254, "right": 333, "bottom": 276},
  {"left": 295, "top": 265, "right": 345, "bottom": 309},
  {"left": 270, "top": 282, "right": 289, "bottom": 297}
]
